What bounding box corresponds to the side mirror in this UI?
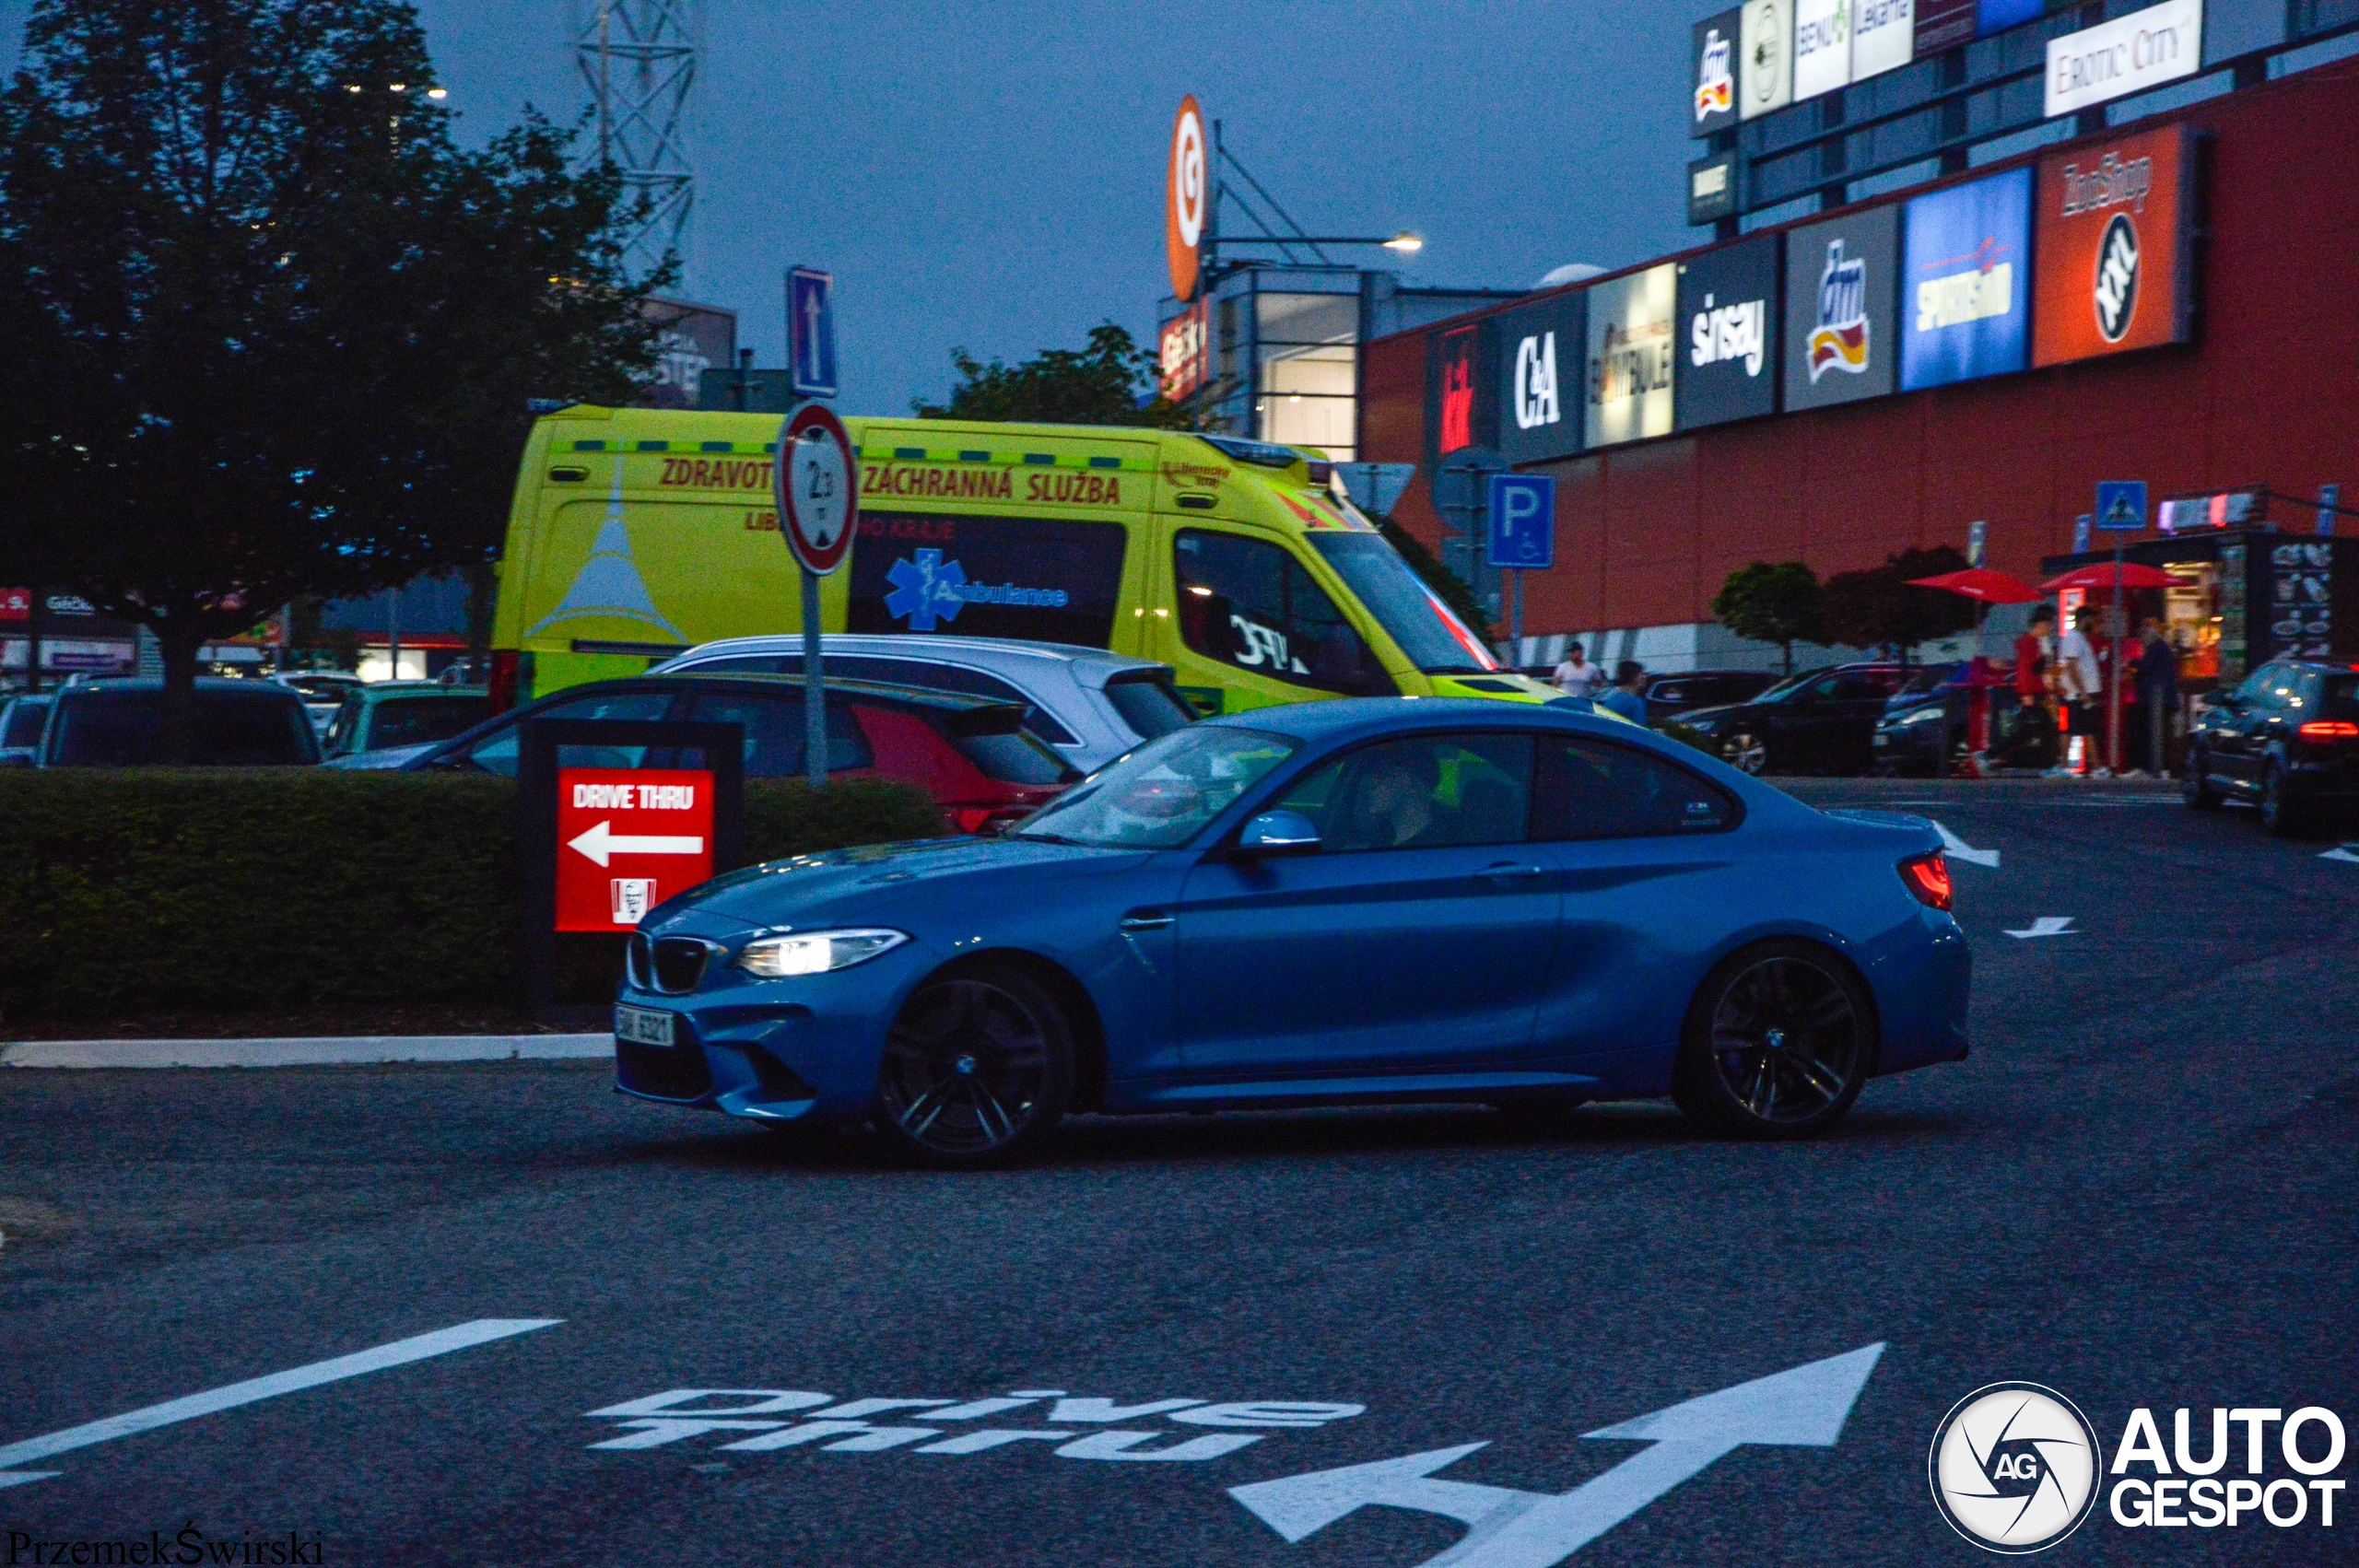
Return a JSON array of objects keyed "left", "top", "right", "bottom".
[{"left": 1235, "top": 810, "right": 1321, "bottom": 858}]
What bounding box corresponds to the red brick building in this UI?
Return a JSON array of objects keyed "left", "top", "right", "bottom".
[{"left": 1359, "top": 57, "right": 2359, "bottom": 670}]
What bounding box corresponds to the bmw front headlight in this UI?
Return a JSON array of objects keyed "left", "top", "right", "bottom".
[
  {"left": 734, "top": 929, "right": 909, "bottom": 977},
  {"left": 1898, "top": 704, "right": 1945, "bottom": 728},
  {"left": 1683, "top": 713, "right": 1722, "bottom": 734}
]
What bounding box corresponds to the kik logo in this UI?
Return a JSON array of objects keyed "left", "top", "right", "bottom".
[{"left": 885, "top": 549, "right": 968, "bottom": 632}]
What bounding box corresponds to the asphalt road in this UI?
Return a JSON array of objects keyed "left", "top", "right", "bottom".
[{"left": 4, "top": 778, "right": 2355, "bottom": 1567}]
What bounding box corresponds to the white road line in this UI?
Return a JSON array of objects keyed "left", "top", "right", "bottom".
[
  {"left": 1928, "top": 821, "right": 2001, "bottom": 868},
  {"left": 2004, "top": 917, "right": 2077, "bottom": 939},
  {"left": 0, "top": 1036, "right": 611, "bottom": 1070},
  {"left": 2321, "top": 845, "right": 2359, "bottom": 864},
  {"left": 0, "top": 1318, "right": 559, "bottom": 1487}
]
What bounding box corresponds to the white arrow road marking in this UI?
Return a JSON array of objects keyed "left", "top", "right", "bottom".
[
  {"left": 0, "top": 1318, "right": 559, "bottom": 1488},
  {"left": 2004, "top": 917, "right": 2076, "bottom": 939},
  {"left": 1230, "top": 1343, "right": 1884, "bottom": 1568},
  {"left": 1928, "top": 820, "right": 2000, "bottom": 868},
  {"left": 2321, "top": 845, "right": 2359, "bottom": 864},
  {"left": 567, "top": 820, "right": 705, "bottom": 868}
]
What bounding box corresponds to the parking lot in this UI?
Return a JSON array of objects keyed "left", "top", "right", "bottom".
[{"left": 5, "top": 778, "right": 2355, "bottom": 1565}]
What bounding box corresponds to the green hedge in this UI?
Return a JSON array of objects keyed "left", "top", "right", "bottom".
[{"left": 0, "top": 770, "right": 945, "bottom": 1022}]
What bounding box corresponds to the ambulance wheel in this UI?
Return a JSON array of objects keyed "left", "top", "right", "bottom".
[{"left": 874, "top": 964, "right": 1073, "bottom": 1169}]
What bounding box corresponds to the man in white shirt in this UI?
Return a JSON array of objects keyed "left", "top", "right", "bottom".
[
  {"left": 1552, "top": 643, "right": 1603, "bottom": 697},
  {"left": 2056, "top": 609, "right": 2105, "bottom": 769}
]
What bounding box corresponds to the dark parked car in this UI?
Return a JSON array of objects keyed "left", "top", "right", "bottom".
[
  {"left": 2184, "top": 658, "right": 2359, "bottom": 835},
  {"left": 1672, "top": 663, "right": 1905, "bottom": 776},
  {"left": 1641, "top": 668, "right": 1778, "bottom": 723},
  {"left": 320, "top": 682, "right": 489, "bottom": 764},
  {"left": 405, "top": 673, "right": 1081, "bottom": 835},
  {"left": 30, "top": 678, "right": 320, "bottom": 767},
  {"left": 0, "top": 693, "right": 52, "bottom": 766}
]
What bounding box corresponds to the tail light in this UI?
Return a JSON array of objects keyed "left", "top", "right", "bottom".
[
  {"left": 1899, "top": 850, "right": 1953, "bottom": 911},
  {"left": 487, "top": 649, "right": 521, "bottom": 715},
  {"left": 2297, "top": 720, "right": 2358, "bottom": 740}
]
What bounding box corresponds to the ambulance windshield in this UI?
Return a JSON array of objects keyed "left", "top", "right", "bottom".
[{"left": 1308, "top": 532, "right": 1499, "bottom": 674}]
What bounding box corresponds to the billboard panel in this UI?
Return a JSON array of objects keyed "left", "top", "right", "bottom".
[
  {"left": 2044, "top": 0, "right": 2202, "bottom": 118},
  {"left": 1852, "top": 0, "right": 1914, "bottom": 80},
  {"left": 638, "top": 298, "right": 736, "bottom": 410},
  {"left": 1781, "top": 203, "right": 1899, "bottom": 410},
  {"left": 1741, "top": 0, "right": 1795, "bottom": 120},
  {"left": 1692, "top": 8, "right": 1741, "bottom": 135},
  {"left": 1900, "top": 167, "right": 2033, "bottom": 391},
  {"left": 1793, "top": 0, "right": 1854, "bottom": 101},
  {"left": 1677, "top": 235, "right": 1782, "bottom": 432},
  {"left": 1585, "top": 264, "right": 1678, "bottom": 449},
  {"left": 1494, "top": 291, "right": 1588, "bottom": 465},
  {"left": 1915, "top": 0, "right": 1977, "bottom": 54},
  {"left": 1977, "top": 0, "right": 2045, "bottom": 35},
  {"left": 1427, "top": 320, "right": 1496, "bottom": 469},
  {"left": 2033, "top": 123, "right": 2195, "bottom": 368}
]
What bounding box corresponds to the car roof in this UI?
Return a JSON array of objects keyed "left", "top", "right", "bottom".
[
  {"left": 358, "top": 683, "right": 487, "bottom": 698},
  {"left": 1202, "top": 696, "right": 1649, "bottom": 747},
  {"left": 63, "top": 678, "right": 299, "bottom": 696},
  {"left": 539, "top": 671, "right": 1022, "bottom": 715},
  {"left": 671, "top": 634, "right": 1168, "bottom": 676}
]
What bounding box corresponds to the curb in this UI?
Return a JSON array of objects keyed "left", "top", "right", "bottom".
[{"left": 0, "top": 1035, "right": 614, "bottom": 1070}]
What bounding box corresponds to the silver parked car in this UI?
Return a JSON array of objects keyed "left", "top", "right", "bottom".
[{"left": 651, "top": 635, "right": 1197, "bottom": 773}]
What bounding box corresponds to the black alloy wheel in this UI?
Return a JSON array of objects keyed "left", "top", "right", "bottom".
[
  {"left": 1720, "top": 730, "right": 1768, "bottom": 776},
  {"left": 2182, "top": 747, "right": 2221, "bottom": 810},
  {"left": 1672, "top": 941, "right": 1872, "bottom": 1141},
  {"left": 875, "top": 964, "right": 1074, "bottom": 1168}
]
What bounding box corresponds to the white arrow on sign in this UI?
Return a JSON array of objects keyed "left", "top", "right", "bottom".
[
  {"left": 1929, "top": 820, "right": 2000, "bottom": 869},
  {"left": 1229, "top": 1343, "right": 1884, "bottom": 1568},
  {"left": 2004, "top": 917, "right": 2076, "bottom": 939},
  {"left": 567, "top": 820, "right": 704, "bottom": 869}
]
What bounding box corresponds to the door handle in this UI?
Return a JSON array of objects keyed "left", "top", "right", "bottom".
[
  {"left": 1474, "top": 862, "right": 1547, "bottom": 881},
  {"left": 1119, "top": 910, "right": 1174, "bottom": 932}
]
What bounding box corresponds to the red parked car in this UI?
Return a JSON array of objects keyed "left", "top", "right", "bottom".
[{"left": 399, "top": 673, "right": 1077, "bottom": 834}]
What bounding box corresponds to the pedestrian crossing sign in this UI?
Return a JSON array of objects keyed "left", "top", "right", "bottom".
[{"left": 2095, "top": 480, "right": 2146, "bottom": 532}]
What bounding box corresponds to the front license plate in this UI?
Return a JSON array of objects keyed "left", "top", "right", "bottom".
[{"left": 615, "top": 1005, "right": 676, "bottom": 1048}]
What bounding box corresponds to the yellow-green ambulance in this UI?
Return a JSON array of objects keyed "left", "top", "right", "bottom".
[{"left": 486, "top": 405, "right": 1559, "bottom": 716}]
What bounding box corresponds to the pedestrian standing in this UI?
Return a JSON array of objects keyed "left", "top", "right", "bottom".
[
  {"left": 1552, "top": 643, "right": 1604, "bottom": 698},
  {"left": 2135, "top": 615, "right": 2179, "bottom": 778},
  {"left": 1596, "top": 661, "right": 1651, "bottom": 724},
  {"left": 2008, "top": 605, "right": 2056, "bottom": 766},
  {"left": 2056, "top": 608, "right": 2106, "bottom": 774}
]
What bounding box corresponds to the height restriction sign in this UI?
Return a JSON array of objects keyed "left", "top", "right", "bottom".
[{"left": 555, "top": 767, "right": 714, "bottom": 931}]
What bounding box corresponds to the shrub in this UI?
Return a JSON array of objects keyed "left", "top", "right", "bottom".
[{"left": 0, "top": 770, "right": 944, "bottom": 1022}]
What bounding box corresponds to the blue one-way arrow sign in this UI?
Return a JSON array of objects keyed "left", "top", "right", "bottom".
[
  {"left": 2095, "top": 480, "right": 2146, "bottom": 532},
  {"left": 788, "top": 266, "right": 838, "bottom": 399}
]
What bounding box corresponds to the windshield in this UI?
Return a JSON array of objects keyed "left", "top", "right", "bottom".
[
  {"left": 1012, "top": 726, "right": 1298, "bottom": 849},
  {"left": 1307, "top": 532, "right": 1497, "bottom": 674},
  {"left": 1755, "top": 666, "right": 1830, "bottom": 703}
]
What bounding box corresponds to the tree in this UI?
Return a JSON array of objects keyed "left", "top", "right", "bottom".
[
  {"left": 915, "top": 322, "right": 1201, "bottom": 428},
  {"left": 1819, "top": 545, "right": 1978, "bottom": 662},
  {"left": 1709, "top": 560, "right": 1824, "bottom": 674},
  {"left": 0, "top": 0, "right": 662, "bottom": 758},
  {"left": 1374, "top": 516, "right": 1491, "bottom": 641}
]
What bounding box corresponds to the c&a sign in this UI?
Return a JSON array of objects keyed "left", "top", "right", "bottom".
[{"left": 1492, "top": 290, "right": 1586, "bottom": 466}]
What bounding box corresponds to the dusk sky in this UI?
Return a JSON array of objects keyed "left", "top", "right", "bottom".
[{"left": 2, "top": 1, "right": 1706, "bottom": 411}]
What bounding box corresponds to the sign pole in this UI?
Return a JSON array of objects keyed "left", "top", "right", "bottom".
[
  {"left": 802, "top": 558, "right": 826, "bottom": 789},
  {"left": 1510, "top": 568, "right": 1524, "bottom": 648},
  {"left": 2108, "top": 539, "right": 2124, "bottom": 775}
]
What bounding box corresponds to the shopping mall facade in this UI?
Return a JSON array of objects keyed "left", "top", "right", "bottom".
[{"left": 1356, "top": 53, "right": 2359, "bottom": 679}]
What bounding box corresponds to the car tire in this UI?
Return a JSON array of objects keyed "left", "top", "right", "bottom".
[
  {"left": 2182, "top": 748, "right": 2221, "bottom": 811},
  {"left": 1719, "top": 730, "right": 1768, "bottom": 776},
  {"left": 1671, "top": 940, "right": 1873, "bottom": 1142},
  {"left": 2259, "top": 761, "right": 2306, "bottom": 838},
  {"left": 874, "top": 963, "right": 1074, "bottom": 1169}
]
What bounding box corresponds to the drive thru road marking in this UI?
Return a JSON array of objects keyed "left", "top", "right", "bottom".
[
  {"left": 0, "top": 1318, "right": 559, "bottom": 1488},
  {"left": 2004, "top": 917, "right": 2077, "bottom": 939},
  {"left": 1929, "top": 821, "right": 2000, "bottom": 868},
  {"left": 1230, "top": 1343, "right": 1884, "bottom": 1568}
]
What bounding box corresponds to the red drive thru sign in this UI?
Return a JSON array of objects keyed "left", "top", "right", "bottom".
[{"left": 555, "top": 767, "right": 714, "bottom": 931}]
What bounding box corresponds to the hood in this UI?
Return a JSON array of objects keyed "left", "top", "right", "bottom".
[{"left": 652, "top": 833, "right": 1146, "bottom": 934}]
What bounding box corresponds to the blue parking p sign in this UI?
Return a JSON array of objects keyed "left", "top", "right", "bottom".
[
  {"left": 2095, "top": 480, "right": 2147, "bottom": 532},
  {"left": 1485, "top": 474, "right": 1555, "bottom": 569},
  {"left": 788, "top": 266, "right": 839, "bottom": 398}
]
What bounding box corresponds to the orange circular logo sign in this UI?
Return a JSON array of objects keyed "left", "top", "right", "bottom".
[{"left": 1166, "top": 96, "right": 1207, "bottom": 302}]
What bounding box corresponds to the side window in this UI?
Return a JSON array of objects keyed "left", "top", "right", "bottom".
[
  {"left": 843, "top": 657, "right": 1081, "bottom": 747},
  {"left": 681, "top": 692, "right": 871, "bottom": 778},
  {"left": 459, "top": 691, "right": 673, "bottom": 776},
  {"left": 1268, "top": 733, "right": 1532, "bottom": 852},
  {"left": 1174, "top": 530, "right": 1388, "bottom": 696},
  {"left": 2262, "top": 668, "right": 2302, "bottom": 712},
  {"left": 1533, "top": 738, "right": 1740, "bottom": 841},
  {"left": 1812, "top": 670, "right": 1898, "bottom": 702}
]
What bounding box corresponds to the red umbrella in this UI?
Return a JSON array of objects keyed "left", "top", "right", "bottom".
[
  {"left": 1907, "top": 568, "right": 2044, "bottom": 603},
  {"left": 2039, "top": 562, "right": 2176, "bottom": 592}
]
